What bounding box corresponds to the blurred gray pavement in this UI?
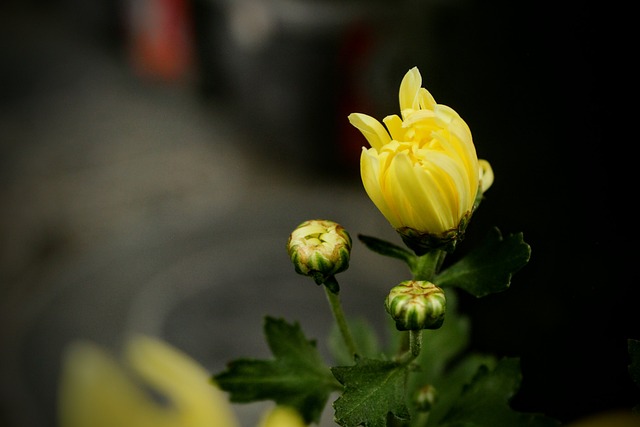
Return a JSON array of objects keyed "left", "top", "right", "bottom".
[{"left": 0, "top": 4, "right": 407, "bottom": 426}]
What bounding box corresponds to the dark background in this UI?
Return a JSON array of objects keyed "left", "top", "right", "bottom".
[{"left": 1, "top": 0, "right": 635, "bottom": 426}]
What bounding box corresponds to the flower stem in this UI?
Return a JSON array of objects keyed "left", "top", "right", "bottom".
[
  {"left": 413, "top": 412, "right": 430, "bottom": 427},
  {"left": 324, "top": 276, "right": 358, "bottom": 359},
  {"left": 397, "top": 330, "right": 423, "bottom": 364},
  {"left": 410, "top": 329, "right": 422, "bottom": 358},
  {"left": 412, "top": 250, "right": 446, "bottom": 281}
]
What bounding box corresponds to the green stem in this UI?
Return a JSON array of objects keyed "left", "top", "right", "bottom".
[
  {"left": 413, "top": 412, "right": 430, "bottom": 427},
  {"left": 410, "top": 329, "right": 423, "bottom": 358},
  {"left": 324, "top": 277, "right": 358, "bottom": 359},
  {"left": 398, "top": 330, "right": 423, "bottom": 364},
  {"left": 411, "top": 250, "right": 446, "bottom": 281}
]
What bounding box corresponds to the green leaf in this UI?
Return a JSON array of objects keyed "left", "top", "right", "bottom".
[
  {"left": 435, "top": 227, "right": 531, "bottom": 297},
  {"left": 213, "top": 317, "right": 339, "bottom": 424},
  {"left": 358, "top": 234, "right": 415, "bottom": 267},
  {"left": 437, "top": 357, "right": 560, "bottom": 427},
  {"left": 423, "top": 353, "right": 497, "bottom": 427},
  {"left": 332, "top": 358, "right": 411, "bottom": 427}
]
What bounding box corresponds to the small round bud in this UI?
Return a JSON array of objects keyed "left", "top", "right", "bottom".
[
  {"left": 413, "top": 384, "right": 438, "bottom": 412},
  {"left": 287, "top": 219, "right": 352, "bottom": 285},
  {"left": 385, "top": 281, "right": 446, "bottom": 331}
]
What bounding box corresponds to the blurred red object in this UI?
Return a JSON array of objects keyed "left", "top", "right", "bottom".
[
  {"left": 336, "top": 20, "right": 378, "bottom": 170},
  {"left": 125, "top": 0, "right": 194, "bottom": 82}
]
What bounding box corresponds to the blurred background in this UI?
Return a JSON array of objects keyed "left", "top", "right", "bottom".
[{"left": 0, "top": 0, "right": 635, "bottom": 426}]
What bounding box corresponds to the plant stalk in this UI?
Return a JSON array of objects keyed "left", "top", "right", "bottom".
[
  {"left": 410, "top": 329, "right": 422, "bottom": 358},
  {"left": 412, "top": 249, "right": 446, "bottom": 281},
  {"left": 324, "top": 277, "right": 358, "bottom": 359}
]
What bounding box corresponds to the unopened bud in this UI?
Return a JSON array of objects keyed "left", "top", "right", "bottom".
[
  {"left": 385, "top": 281, "right": 446, "bottom": 331},
  {"left": 413, "top": 384, "right": 438, "bottom": 412},
  {"left": 287, "top": 219, "right": 352, "bottom": 285}
]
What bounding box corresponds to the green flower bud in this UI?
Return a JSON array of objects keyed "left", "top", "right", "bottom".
[
  {"left": 287, "top": 219, "right": 352, "bottom": 285},
  {"left": 385, "top": 281, "right": 446, "bottom": 331},
  {"left": 413, "top": 384, "right": 438, "bottom": 412}
]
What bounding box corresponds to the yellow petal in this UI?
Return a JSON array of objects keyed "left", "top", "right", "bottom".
[
  {"left": 259, "top": 406, "right": 307, "bottom": 427},
  {"left": 292, "top": 222, "right": 329, "bottom": 238},
  {"left": 58, "top": 336, "right": 240, "bottom": 427},
  {"left": 399, "top": 67, "right": 422, "bottom": 113},
  {"left": 421, "top": 149, "right": 471, "bottom": 220},
  {"left": 401, "top": 109, "right": 437, "bottom": 130},
  {"left": 127, "top": 335, "right": 239, "bottom": 427},
  {"left": 385, "top": 151, "right": 449, "bottom": 231},
  {"left": 432, "top": 104, "right": 460, "bottom": 125},
  {"left": 348, "top": 113, "right": 390, "bottom": 151},
  {"left": 428, "top": 131, "right": 477, "bottom": 212},
  {"left": 382, "top": 114, "right": 404, "bottom": 141},
  {"left": 361, "top": 148, "right": 401, "bottom": 228},
  {"left": 478, "top": 159, "right": 494, "bottom": 193},
  {"left": 418, "top": 87, "right": 437, "bottom": 110},
  {"left": 434, "top": 105, "right": 474, "bottom": 150},
  {"left": 58, "top": 342, "right": 180, "bottom": 427}
]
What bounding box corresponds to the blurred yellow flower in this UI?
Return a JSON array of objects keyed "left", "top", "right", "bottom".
[
  {"left": 58, "top": 335, "right": 240, "bottom": 427},
  {"left": 565, "top": 411, "right": 640, "bottom": 427},
  {"left": 349, "top": 67, "right": 493, "bottom": 253},
  {"left": 258, "top": 405, "right": 307, "bottom": 427}
]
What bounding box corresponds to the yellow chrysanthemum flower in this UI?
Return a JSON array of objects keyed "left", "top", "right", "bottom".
[
  {"left": 349, "top": 66, "right": 493, "bottom": 254},
  {"left": 258, "top": 406, "right": 307, "bottom": 427},
  {"left": 57, "top": 335, "right": 240, "bottom": 427}
]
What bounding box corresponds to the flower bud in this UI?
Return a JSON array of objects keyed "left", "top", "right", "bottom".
[
  {"left": 413, "top": 384, "right": 438, "bottom": 412},
  {"left": 385, "top": 281, "right": 446, "bottom": 331},
  {"left": 287, "top": 219, "right": 352, "bottom": 285}
]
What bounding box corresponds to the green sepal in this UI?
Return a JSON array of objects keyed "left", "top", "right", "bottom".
[
  {"left": 332, "top": 358, "right": 411, "bottom": 427},
  {"left": 434, "top": 227, "right": 531, "bottom": 297},
  {"left": 435, "top": 357, "right": 560, "bottom": 427},
  {"left": 212, "top": 317, "right": 340, "bottom": 424},
  {"left": 396, "top": 211, "right": 472, "bottom": 255}
]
